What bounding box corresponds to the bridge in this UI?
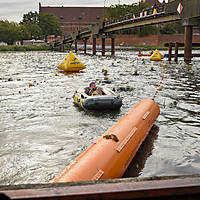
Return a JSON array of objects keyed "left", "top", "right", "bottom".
[{"left": 51, "top": 0, "right": 200, "bottom": 62}]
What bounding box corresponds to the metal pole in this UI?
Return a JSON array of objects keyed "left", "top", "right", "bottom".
[{"left": 104, "top": 0, "right": 106, "bottom": 20}]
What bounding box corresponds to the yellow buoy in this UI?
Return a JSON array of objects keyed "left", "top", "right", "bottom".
[
  {"left": 150, "top": 49, "right": 164, "bottom": 61},
  {"left": 57, "top": 51, "right": 86, "bottom": 72},
  {"left": 157, "top": 86, "right": 162, "bottom": 91},
  {"left": 153, "top": 8, "right": 157, "bottom": 15}
]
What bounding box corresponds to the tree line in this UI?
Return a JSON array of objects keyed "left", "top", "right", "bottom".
[{"left": 0, "top": 11, "right": 62, "bottom": 45}]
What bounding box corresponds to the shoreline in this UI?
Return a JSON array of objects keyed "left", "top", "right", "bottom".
[{"left": 0, "top": 44, "right": 198, "bottom": 52}]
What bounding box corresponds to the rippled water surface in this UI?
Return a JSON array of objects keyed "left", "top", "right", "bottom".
[{"left": 0, "top": 50, "right": 200, "bottom": 185}]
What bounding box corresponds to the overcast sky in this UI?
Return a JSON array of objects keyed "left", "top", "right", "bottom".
[{"left": 0, "top": 0, "right": 166, "bottom": 23}]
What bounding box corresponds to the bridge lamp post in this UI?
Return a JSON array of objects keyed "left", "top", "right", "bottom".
[
  {"left": 104, "top": 0, "right": 107, "bottom": 21},
  {"left": 118, "top": 0, "right": 120, "bottom": 19},
  {"left": 78, "top": 15, "right": 82, "bottom": 30}
]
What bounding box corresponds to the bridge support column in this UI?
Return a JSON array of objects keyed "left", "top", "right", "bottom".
[
  {"left": 184, "top": 25, "right": 193, "bottom": 62},
  {"left": 168, "top": 43, "right": 172, "bottom": 61},
  {"left": 60, "top": 44, "right": 64, "bottom": 52},
  {"left": 102, "top": 38, "right": 105, "bottom": 56},
  {"left": 75, "top": 41, "right": 78, "bottom": 53},
  {"left": 84, "top": 39, "right": 87, "bottom": 55},
  {"left": 174, "top": 42, "right": 179, "bottom": 62},
  {"left": 92, "top": 38, "right": 96, "bottom": 56},
  {"left": 111, "top": 38, "right": 115, "bottom": 56}
]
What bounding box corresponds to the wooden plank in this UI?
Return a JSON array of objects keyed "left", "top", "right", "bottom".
[{"left": 1, "top": 176, "right": 200, "bottom": 200}]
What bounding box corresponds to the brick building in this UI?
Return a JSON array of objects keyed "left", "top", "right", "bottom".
[{"left": 39, "top": 3, "right": 104, "bottom": 37}]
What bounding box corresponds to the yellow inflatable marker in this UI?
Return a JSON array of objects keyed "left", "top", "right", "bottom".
[
  {"left": 150, "top": 49, "right": 164, "bottom": 61},
  {"left": 153, "top": 8, "right": 157, "bottom": 15},
  {"left": 57, "top": 51, "right": 86, "bottom": 72}
]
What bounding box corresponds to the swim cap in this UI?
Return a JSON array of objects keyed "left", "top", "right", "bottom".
[{"left": 89, "top": 82, "right": 96, "bottom": 87}]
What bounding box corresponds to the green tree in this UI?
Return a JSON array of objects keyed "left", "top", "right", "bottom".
[
  {"left": 19, "top": 24, "right": 31, "bottom": 41},
  {"left": 105, "top": 2, "right": 149, "bottom": 21},
  {"left": 20, "top": 11, "right": 42, "bottom": 39},
  {"left": 23, "top": 22, "right": 42, "bottom": 39},
  {"left": 21, "top": 11, "right": 62, "bottom": 41},
  {"left": 0, "top": 20, "right": 22, "bottom": 45},
  {"left": 105, "top": 2, "right": 157, "bottom": 36},
  {"left": 21, "top": 11, "right": 39, "bottom": 24},
  {"left": 38, "top": 13, "right": 62, "bottom": 42},
  {"left": 160, "top": 22, "right": 184, "bottom": 34}
]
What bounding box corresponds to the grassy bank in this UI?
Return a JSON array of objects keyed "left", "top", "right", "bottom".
[
  {"left": 135, "top": 46, "right": 169, "bottom": 50},
  {"left": 1, "top": 45, "right": 199, "bottom": 52},
  {"left": 0, "top": 45, "right": 74, "bottom": 52},
  {"left": 0, "top": 45, "right": 51, "bottom": 52},
  {"left": 135, "top": 45, "right": 200, "bottom": 51}
]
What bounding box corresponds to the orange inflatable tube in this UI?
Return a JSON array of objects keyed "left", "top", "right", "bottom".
[{"left": 50, "top": 99, "right": 160, "bottom": 183}]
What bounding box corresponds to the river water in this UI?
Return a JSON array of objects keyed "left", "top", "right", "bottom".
[{"left": 0, "top": 50, "right": 199, "bottom": 185}]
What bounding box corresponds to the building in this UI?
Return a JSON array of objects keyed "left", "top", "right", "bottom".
[{"left": 39, "top": 3, "right": 104, "bottom": 37}]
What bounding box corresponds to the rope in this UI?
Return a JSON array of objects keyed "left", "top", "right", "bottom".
[{"left": 152, "top": 62, "right": 167, "bottom": 100}]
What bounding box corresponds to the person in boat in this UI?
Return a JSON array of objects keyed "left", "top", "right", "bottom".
[{"left": 88, "top": 82, "right": 102, "bottom": 96}]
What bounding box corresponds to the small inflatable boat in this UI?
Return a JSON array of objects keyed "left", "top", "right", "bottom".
[
  {"left": 138, "top": 50, "right": 153, "bottom": 57},
  {"left": 73, "top": 86, "right": 122, "bottom": 110}
]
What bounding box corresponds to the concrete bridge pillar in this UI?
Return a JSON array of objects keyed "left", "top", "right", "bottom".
[
  {"left": 75, "top": 41, "right": 78, "bottom": 53},
  {"left": 92, "top": 38, "right": 96, "bottom": 56},
  {"left": 184, "top": 25, "right": 193, "bottom": 62},
  {"left": 174, "top": 42, "right": 179, "bottom": 62},
  {"left": 84, "top": 39, "right": 87, "bottom": 55},
  {"left": 111, "top": 38, "right": 115, "bottom": 56},
  {"left": 102, "top": 38, "right": 105, "bottom": 56},
  {"left": 168, "top": 42, "right": 172, "bottom": 61},
  {"left": 60, "top": 44, "right": 64, "bottom": 52}
]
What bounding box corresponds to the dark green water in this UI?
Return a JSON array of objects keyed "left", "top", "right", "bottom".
[{"left": 0, "top": 51, "right": 199, "bottom": 185}]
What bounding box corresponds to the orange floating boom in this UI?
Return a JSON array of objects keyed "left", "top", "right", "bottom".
[{"left": 50, "top": 99, "right": 160, "bottom": 183}]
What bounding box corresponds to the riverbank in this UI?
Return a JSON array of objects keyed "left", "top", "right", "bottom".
[
  {"left": 0, "top": 44, "right": 168, "bottom": 52},
  {"left": 0, "top": 44, "right": 199, "bottom": 52},
  {"left": 0, "top": 45, "right": 51, "bottom": 51}
]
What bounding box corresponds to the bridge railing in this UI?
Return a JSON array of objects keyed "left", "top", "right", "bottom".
[
  {"left": 52, "top": 4, "right": 166, "bottom": 46},
  {"left": 104, "top": 5, "right": 165, "bottom": 26}
]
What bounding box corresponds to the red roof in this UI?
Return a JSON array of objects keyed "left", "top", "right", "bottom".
[{"left": 39, "top": 6, "right": 104, "bottom": 24}]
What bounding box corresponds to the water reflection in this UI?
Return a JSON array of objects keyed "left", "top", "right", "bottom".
[
  {"left": 123, "top": 125, "right": 159, "bottom": 178},
  {"left": 0, "top": 51, "right": 200, "bottom": 185}
]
